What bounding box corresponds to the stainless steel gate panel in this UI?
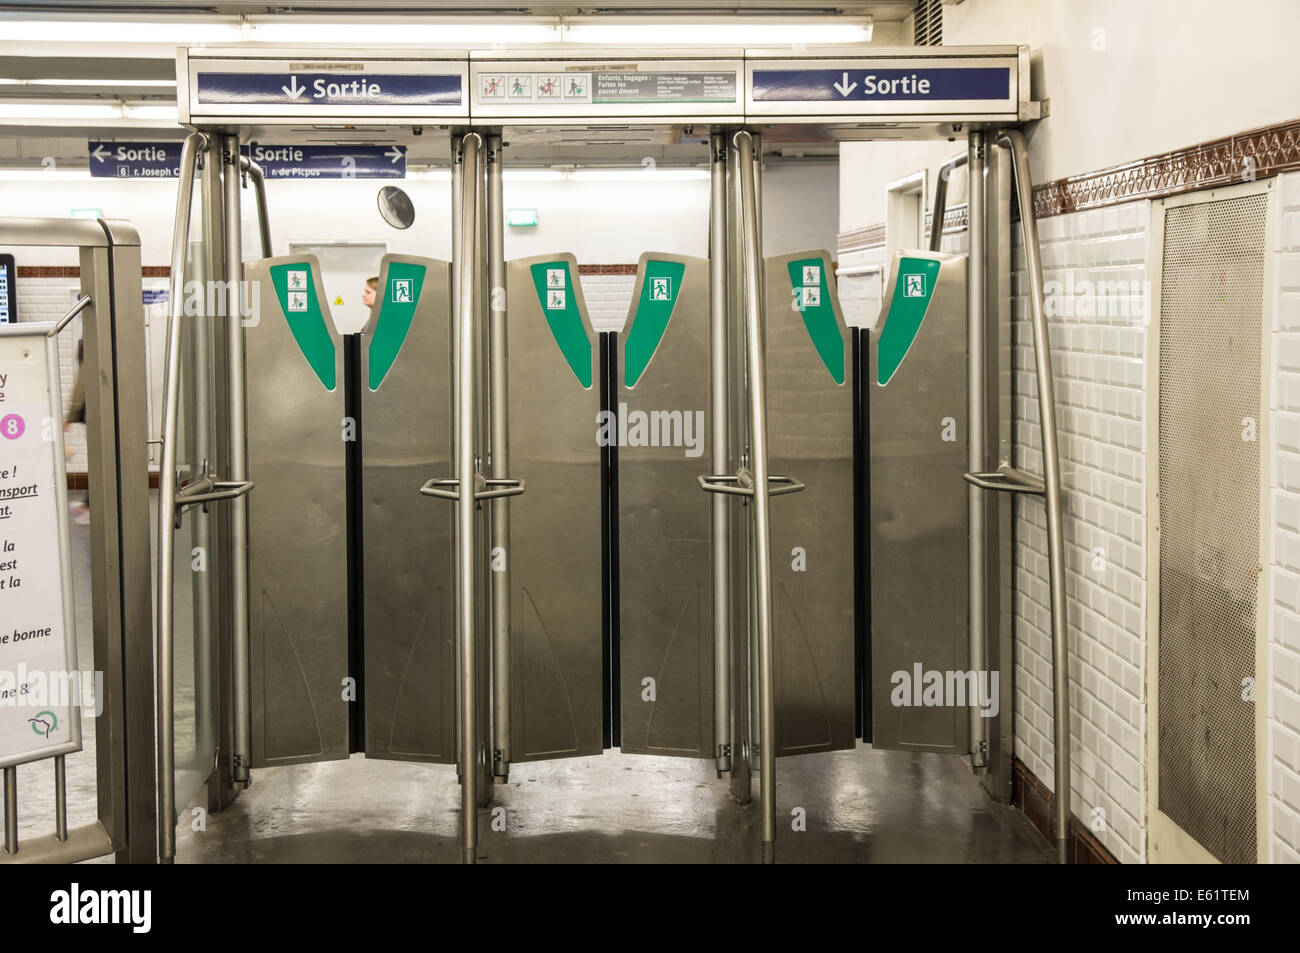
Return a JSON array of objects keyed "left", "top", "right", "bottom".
[
  {"left": 868, "top": 250, "right": 970, "bottom": 753},
  {"left": 764, "top": 250, "right": 856, "bottom": 756},
  {"left": 361, "top": 254, "right": 455, "bottom": 763},
  {"left": 618, "top": 252, "right": 713, "bottom": 757},
  {"left": 244, "top": 255, "right": 349, "bottom": 766},
  {"left": 506, "top": 253, "right": 604, "bottom": 762}
]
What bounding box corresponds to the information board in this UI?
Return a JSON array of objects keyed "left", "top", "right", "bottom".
[
  {"left": 469, "top": 57, "right": 744, "bottom": 120},
  {"left": 0, "top": 325, "right": 81, "bottom": 768},
  {"left": 0, "top": 254, "right": 14, "bottom": 324}
]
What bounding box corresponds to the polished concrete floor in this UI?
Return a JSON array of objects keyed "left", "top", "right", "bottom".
[
  {"left": 171, "top": 747, "right": 1055, "bottom": 863},
  {"left": 9, "top": 498, "right": 1055, "bottom": 864}
]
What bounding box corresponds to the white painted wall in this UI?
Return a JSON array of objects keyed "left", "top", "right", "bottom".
[{"left": 840, "top": 0, "right": 1300, "bottom": 232}]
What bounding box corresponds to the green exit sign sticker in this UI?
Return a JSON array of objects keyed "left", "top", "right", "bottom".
[{"left": 507, "top": 208, "right": 538, "bottom": 227}]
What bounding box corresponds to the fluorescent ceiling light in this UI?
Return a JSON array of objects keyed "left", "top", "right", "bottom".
[
  {"left": 561, "top": 20, "right": 872, "bottom": 45},
  {"left": 0, "top": 18, "right": 241, "bottom": 44},
  {"left": 245, "top": 18, "right": 560, "bottom": 45},
  {"left": 123, "top": 105, "right": 179, "bottom": 121},
  {"left": 568, "top": 168, "right": 709, "bottom": 182},
  {"left": 410, "top": 169, "right": 452, "bottom": 182},
  {"left": 503, "top": 169, "right": 567, "bottom": 182},
  {"left": 0, "top": 168, "right": 90, "bottom": 180},
  {"left": 0, "top": 78, "right": 175, "bottom": 88},
  {"left": 0, "top": 102, "right": 122, "bottom": 119}
]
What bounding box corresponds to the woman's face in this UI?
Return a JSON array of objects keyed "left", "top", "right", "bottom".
[{"left": 362, "top": 284, "right": 376, "bottom": 308}]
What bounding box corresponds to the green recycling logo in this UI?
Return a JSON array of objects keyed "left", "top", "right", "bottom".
[{"left": 29, "top": 710, "right": 57, "bottom": 738}]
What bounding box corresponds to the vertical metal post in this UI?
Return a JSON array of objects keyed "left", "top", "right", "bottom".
[
  {"left": 450, "top": 134, "right": 463, "bottom": 782},
  {"left": 999, "top": 129, "right": 1070, "bottom": 863},
  {"left": 3, "top": 767, "right": 15, "bottom": 853},
  {"left": 223, "top": 135, "right": 252, "bottom": 789},
  {"left": 967, "top": 131, "right": 988, "bottom": 769},
  {"left": 487, "top": 133, "right": 512, "bottom": 783},
  {"left": 456, "top": 133, "right": 483, "bottom": 864},
  {"left": 473, "top": 139, "right": 493, "bottom": 808},
  {"left": 157, "top": 133, "right": 203, "bottom": 863},
  {"left": 54, "top": 755, "right": 67, "bottom": 841},
  {"left": 709, "top": 131, "right": 732, "bottom": 776},
  {"left": 735, "top": 130, "right": 777, "bottom": 863}
]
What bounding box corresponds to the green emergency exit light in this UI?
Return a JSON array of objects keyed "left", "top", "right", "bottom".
[{"left": 507, "top": 208, "right": 538, "bottom": 227}]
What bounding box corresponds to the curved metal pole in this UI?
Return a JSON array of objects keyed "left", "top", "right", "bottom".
[
  {"left": 930, "top": 150, "right": 968, "bottom": 252},
  {"left": 999, "top": 128, "right": 1070, "bottom": 864},
  {"left": 238, "top": 155, "right": 273, "bottom": 258},
  {"left": 734, "top": 130, "right": 777, "bottom": 864},
  {"left": 709, "top": 131, "right": 732, "bottom": 776},
  {"left": 457, "top": 132, "right": 483, "bottom": 864},
  {"left": 156, "top": 131, "right": 204, "bottom": 864}
]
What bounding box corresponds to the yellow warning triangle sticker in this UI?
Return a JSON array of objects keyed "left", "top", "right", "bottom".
[{"left": 334, "top": 295, "right": 344, "bottom": 305}]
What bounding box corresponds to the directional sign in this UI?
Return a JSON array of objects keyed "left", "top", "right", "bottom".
[
  {"left": 196, "top": 71, "right": 461, "bottom": 107},
  {"left": 88, "top": 141, "right": 183, "bottom": 179},
  {"left": 751, "top": 67, "right": 1009, "bottom": 102},
  {"left": 245, "top": 144, "right": 406, "bottom": 179}
]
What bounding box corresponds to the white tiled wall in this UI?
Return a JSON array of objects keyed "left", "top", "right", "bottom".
[
  {"left": 580, "top": 273, "right": 636, "bottom": 333},
  {"left": 1269, "top": 171, "right": 1300, "bottom": 863},
  {"left": 1011, "top": 200, "right": 1150, "bottom": 865}
]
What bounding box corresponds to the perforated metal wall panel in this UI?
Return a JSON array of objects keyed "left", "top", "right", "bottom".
[{"left": 1157, "top": 191, "right": 1266, "bottom": 865}]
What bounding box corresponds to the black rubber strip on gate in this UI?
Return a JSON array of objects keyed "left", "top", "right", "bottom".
[
  {"left": 599, "top": 332, "right": 621, "bottom": 748},
  {"left": 345, "top": 333, "right": 365, "bottom": 753},
  {"left": 853, "top": 328, "right": 871, "bottom": 743}
]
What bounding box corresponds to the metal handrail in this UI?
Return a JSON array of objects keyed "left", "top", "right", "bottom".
[
  {"left": 419, "top": 475, "right": 525, "bottom": 502},
  {"left": 46, "top": 295, "right": 92, "bottom": 338},
  {"left": 238, "top": 155, "right": 273, "bottom": 258},
  {"left": 174, "top": 479, "right": 257, "bottom": 525},
  {"left": 698, "top": 472, "right": 805, "bottom": 498},
  {"left": 155, "top": 131, "right": 204, "bottom": 864},
  {"left": 930, "top": 149, "right": 968, "bottom": 251},
  {"left": 964, "top": 465, "right": 1045, "bottom": 495},
  {"left": 996, "top": 128, "right": 1071, "bottom": 864}
]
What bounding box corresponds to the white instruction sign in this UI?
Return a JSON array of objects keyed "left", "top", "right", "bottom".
[{"left": 0, "top": 326, "right": 81, "bottom": 768}]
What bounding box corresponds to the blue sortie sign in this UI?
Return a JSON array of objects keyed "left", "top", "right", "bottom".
[
  {"left": 751, "top": 67, "right": 1009, "bottom": 102},
  {"left": 88, "top": 141, "right": 183, "bottom": 178},
  {"left": 196, "top": 72, "right": 462, "bottom": 106},
  {"left": 245, "top": 144, "right": 407, "bottom": 179}
]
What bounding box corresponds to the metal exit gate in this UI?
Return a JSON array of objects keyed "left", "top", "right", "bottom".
[{"left": 150, "top": 43, "right": 1076, "bottom": 866}]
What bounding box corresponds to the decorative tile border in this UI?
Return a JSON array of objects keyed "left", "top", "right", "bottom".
[
  {"left": 1032, "top": 117, "right": 1300, "bottom": 217},
  {"left": 842, "top": 117, "right": 1300, "bottom": 244}
]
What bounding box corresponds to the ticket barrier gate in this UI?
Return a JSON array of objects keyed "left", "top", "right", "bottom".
[{"left": 155, "top": 45, "right": 1072, "bottom": 865}]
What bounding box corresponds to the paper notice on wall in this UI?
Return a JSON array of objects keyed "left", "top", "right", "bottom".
[{"left": 0, "top": 327, "right": 81, "bottom": 768}]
